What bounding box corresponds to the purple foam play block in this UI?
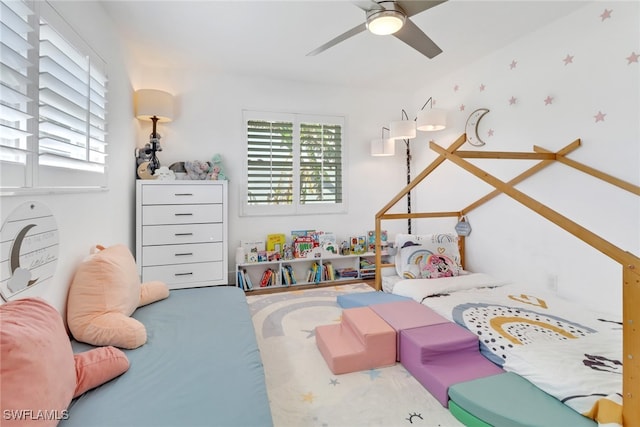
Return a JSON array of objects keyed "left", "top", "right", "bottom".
[
  {"left": 400, "top": 323, "right": 504, "bottom": 407},
  {"left": 370, "top": 301, "right": 449, "bottom": 361}
]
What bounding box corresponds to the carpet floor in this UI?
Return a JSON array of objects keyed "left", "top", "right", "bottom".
[{"left": 247, "top": 283, "right": 464, "bottom": 427}]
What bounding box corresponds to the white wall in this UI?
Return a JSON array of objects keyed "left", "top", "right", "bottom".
[
  {"left": 406, "top": 1, "right": 639, "bottom": 314},
  {"left": 0, "top": 1, "right": 136, "bottom": 313}
]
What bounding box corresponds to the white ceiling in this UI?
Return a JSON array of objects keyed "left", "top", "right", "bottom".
[{"left": 99, "top": 0, "right": 589, "bottom": 92}]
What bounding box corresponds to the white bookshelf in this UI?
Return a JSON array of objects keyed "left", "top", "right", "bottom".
[{"left": 236, "top": 252, "right": 389, "bottom": 291}]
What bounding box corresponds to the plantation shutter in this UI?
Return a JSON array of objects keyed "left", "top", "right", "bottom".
[
  {"left": 37, "top": 3, "right": 108, "bottom": 187},
  {"left": 246, "top": 119, "right": 294, "bottom": 205},
  {"left": 0, "top": 0, "right": 35, "bottom": 188},
  {"left": 299, "top": 122, "right": 342, "bottom": 204}
]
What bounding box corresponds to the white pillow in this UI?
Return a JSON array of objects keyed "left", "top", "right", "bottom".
[{"left": 394, "top": 233, "right": 462, "bottom": 279}]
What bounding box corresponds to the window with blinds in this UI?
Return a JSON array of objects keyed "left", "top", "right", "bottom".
[
  {"left": 242, "top": 111, "right": 346, "bottom": 216},
  {"left": 0, "top": 0, "right": 108, "bottom": 193}
]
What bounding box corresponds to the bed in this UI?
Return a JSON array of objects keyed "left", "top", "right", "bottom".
[
  {"left": 61, "top": 286, "right": 273, "bottom": 427},
  {"left": 371, "top": 134, "right": 639, "bottom": 426},
  {"left": 385, "top": 273, "right": 622, "bottom": 425}
]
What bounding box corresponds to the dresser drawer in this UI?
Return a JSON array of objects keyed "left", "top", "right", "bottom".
[
  {"left": 142, "top": 204, "right": 222, "bottom": 225},
  {"left": 142, "top": 223, "right": 223, "bottom": 246},
  {"left": 142, "top": 183, "right": 223, "bottom": 205},
  {"left": 142, "top": 261, "right": 224, "bottom": 286},
  {"left": 142, "top": 242, "right": 222, "bottom": 267}
]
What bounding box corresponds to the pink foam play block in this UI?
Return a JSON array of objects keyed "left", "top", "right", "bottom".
[{"left": 316, "top": 307, "right": 396, "bottom": 374}]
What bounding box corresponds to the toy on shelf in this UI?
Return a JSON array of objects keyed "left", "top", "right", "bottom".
[{"left": 184, "top": 160, "right": 212, "bottom": 180}]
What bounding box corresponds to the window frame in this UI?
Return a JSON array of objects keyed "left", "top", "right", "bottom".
[
  {"left": 241, "top": 110, "right": 347, "bottom": 217},
  {"left": 0, "top": 0, "right": 108, "bottom": 196}
]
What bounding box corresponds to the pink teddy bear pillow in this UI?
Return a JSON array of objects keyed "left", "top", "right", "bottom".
[{"left": 67, "top": 244, "right": 169, "bottom": 349}]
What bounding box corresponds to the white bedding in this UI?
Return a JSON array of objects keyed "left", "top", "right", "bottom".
[{"left": 388, "top": 275, "right": 623, "bottom": 426}]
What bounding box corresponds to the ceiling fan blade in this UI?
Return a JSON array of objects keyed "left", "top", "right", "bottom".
[
  {"left": 306, "top": 23, "right": 367, "bottom": 56},
  {"left": 352, "top": 0, "right": 382, "bottom": 12},
  {"left": 396, "top": 0, "right": 447, "bottom": 18},
  {"left": 393, "top": 18, "right": 442, "bottom": 58}
]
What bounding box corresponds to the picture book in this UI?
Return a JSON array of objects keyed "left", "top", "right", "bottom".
[
  {"left": 367, "top": 230, "right": 388, "bottom": 252},
  {"left": 266, "top": 233, "right": 286, "bottom": 254},
  {"left": 293, "top": 236, "right": 315, "bottom": 258}
]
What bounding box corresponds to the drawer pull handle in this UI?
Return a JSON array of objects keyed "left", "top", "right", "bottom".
[
  {"left": 175, "top": 253, "right": 193, "bottom": 257},
  {"left": 175, "top": 213, "right": 193, "bottom": 216},
  {"left": 174, "top": 232, "right": 194, "bottom": 236},
  {"left": 175, "top": 272, "right": 193, "bottom": 276},
  {"left": 174, "top": 193, "right": 193, "bottom": 196}
]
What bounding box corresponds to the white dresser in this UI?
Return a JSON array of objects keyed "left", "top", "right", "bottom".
[{"left": 136, "top": 180, "right": 228, "bottom": 289}]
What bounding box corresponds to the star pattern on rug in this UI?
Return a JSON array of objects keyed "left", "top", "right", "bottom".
[
  {"left": 303, "top": 328, "right": 315, "bottom": 338},
  {"left": 329, "top": 378, "right": 340, "bottom": 386},
  {"left": 363, "top": 369, "right": 382, "bottom": 380},
  {"left": 301, "top": 391, "right": 316, "bottom": 403}
]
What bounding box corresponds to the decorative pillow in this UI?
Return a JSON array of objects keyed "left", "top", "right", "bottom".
[
  {"left": 0, "top": 298, "right": 129, "bottom": 427},
  {"left": 394, "top": 233, "right": 463, "bottom": 279},
  {"left": 67, "top": 244, "right": 169, "bottom": 349}
]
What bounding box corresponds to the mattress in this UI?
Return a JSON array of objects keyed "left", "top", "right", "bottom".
[{"left": 62, "top": 286, "right": 272, "bottom": 427}]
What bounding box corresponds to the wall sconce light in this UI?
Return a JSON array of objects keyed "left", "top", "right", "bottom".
[
  {"left": 370, "top": 126, "right": 395, "bottom": 156},
  {"left": 134, "top": 89, "right": 174, "bottom": 174},
  {"left": 381, "top": 97, "right": 447, "bottom": 233}
]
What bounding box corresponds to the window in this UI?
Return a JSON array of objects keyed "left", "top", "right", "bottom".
[
  {"left": 242, "top": 110, "right": 346, "bottom": 216},
  {"left": 0, "top": 0, "right": 108, "bottom": 194}
]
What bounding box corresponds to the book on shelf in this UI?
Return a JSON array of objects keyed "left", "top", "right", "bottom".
[
  {"left": 293, "top": 236, "right": 315, "bottom": 259},
  {"left": 266, "top": 233, "right": 286, "bottom": 255},
  {"left": 241, "top": 240, "right": 265, "bottom": 263},
  {"left": 260, "top": 268, "right": 276, "bottom": 287},
  {"left": 280, "top": 264, "right": 297, "bottom": 285},
  {"left": 242, "top": 268, "right": 253, "bottom": 290}
]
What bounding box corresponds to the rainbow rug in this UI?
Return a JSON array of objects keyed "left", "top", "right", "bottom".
[{"left": 247, "top": 283, "right": 464, "bottom": 427}]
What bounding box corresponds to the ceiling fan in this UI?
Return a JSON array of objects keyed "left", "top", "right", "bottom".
[{"left": 307, "top": 0, "right": 447, "bottom": 59}]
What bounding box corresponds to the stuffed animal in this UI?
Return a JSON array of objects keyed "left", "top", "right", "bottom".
[
  {"left": 67, "top": 244, "right": 169, "bottom": 349},
  {"left": 1, "top": 298, "right": 130, "bottom": 427},
  {"left": 210, "top": 153, "right": 228, "bottom": 180},
  {"left": 184, "top": 160, "right": 212, "bottom": 180}
]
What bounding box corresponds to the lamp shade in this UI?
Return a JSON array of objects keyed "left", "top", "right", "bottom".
[
  {"left": 367, "top": 12, "right": 405, "bottom": 35},
  {"left": 389, "top": 120, "right": 416, "bottom": 140},
  {"left": 416, "top": 108, "right": 447, "bottom": 131},
  {"left": 134, "top": 89, "right": 174, "bottom": 122},
  {"left": 370, "top": 138, "right": 395, "bottom": 156}
]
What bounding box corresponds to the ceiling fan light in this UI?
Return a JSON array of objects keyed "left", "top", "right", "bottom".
[
  {"left": 367, "top": 10, "right": 405, "bottom": 35},
  {"left": 416, "top": 108, "right": 447, "bottom": 131}
]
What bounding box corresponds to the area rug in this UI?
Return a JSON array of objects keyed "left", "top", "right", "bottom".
[{"left": 247, "top": 283, "right": 464, "bottom": 427}]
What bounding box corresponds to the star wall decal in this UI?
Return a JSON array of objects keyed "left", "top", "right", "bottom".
[
  {"left": 627, "top": 52, "right": 639, "bottom": 64},
  {"left": 600, "top": 9, "right": 612, "bottom": 21},
  {"left": 453, "top": 84, "right": 459, "bottom": 92},
  {"left": 509, "top": 60, "right": 518, "bottom": 70},
  {"left": 459, "top": 104, "right": 465, "bottom": 111},
  {"left": 594, "top": 111, "right": 606, "bottom": 122},
  {"left": 544, "top": 96, "right": 554, "bottom": 105},
  {"left": 509, "top": 96, "right": 517, "bottom": 105},
  {"left": 563, "top": 54, "right": 574, "bottom": 65},
  {"left": 488, "top": 129, "right": 494, "bottom": 137},
  {"left": 480, "top": 84, "right": 486, "bottom": 91}
]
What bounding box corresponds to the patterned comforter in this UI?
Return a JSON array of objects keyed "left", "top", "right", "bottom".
[{"left": 391, "top": 275, "right": 623, "bottom": 427}]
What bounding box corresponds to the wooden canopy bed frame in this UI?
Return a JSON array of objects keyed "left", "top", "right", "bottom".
[{"left": 372, "top": 134, "right": 639, "bottom": 426}]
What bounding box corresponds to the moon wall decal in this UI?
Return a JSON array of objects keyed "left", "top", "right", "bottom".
[
  {"left": 465, "top": 108, "right": 490, "bottom": 147},
  {"left": 0, "top": 201, "right": 59, "bottom": 300}
]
